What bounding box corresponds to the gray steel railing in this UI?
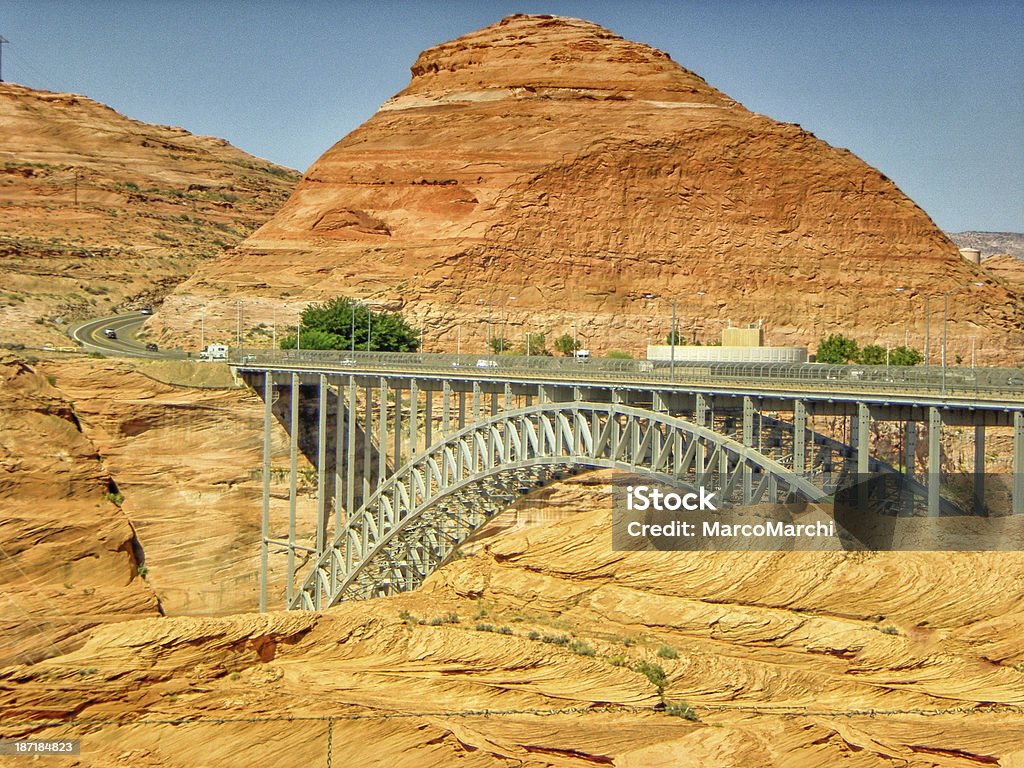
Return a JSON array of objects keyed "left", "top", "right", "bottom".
[{"left": 231, "top": 349, "right": 1024, "bottom": 402}]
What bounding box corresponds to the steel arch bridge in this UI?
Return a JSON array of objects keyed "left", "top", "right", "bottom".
[
  {"left": 290, "top": 402, "right": 830, "bottom": 609},
  {"left": 241, "top": 356, "right": 1023, "bottom": 611}
]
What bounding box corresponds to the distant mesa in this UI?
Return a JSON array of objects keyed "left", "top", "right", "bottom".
[{"left": 157, "top": 14, "right": 1024, "bottom": 364}]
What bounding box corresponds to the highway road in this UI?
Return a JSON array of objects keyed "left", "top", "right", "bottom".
[
  {"left": 68, "top": 312, "right": 187, "bottom": 359},
  {"left": 234, "top": 349, "right": 1024, "bottom": 410}
]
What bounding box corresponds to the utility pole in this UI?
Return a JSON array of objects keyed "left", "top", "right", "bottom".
[
  {"left": 671, "top": 299, "right": 677, "bottom": 380},
  {"left": 73, "top": 169, "right": 79, "bottom": 207},
  {"left": 0, "top": 37, "right": 9, "bottom": 83}
]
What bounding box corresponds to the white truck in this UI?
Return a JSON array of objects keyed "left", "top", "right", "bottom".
[{"left": 198, "top": 343, "right": 229, "bottom": 360}]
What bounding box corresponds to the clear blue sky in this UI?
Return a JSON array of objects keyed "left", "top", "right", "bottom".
[{"left": 1, "top": 0, "right": 1021, "bottom": 233}]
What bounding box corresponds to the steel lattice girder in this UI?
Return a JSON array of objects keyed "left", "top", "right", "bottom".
[{"left": 290, "top": 403, "right": 831, "bottom": 610}]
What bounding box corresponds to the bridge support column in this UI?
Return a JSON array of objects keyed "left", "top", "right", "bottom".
[
  {"left": 393, "top": 386, "right": 402, "bottom": 469},
  {"left": 316, "top": 375, "right": 328, "bottom": 554},
  {"left": 409, "top": 380, "right": 419, "bottom": 461},
  {"left": 973, "top": 424, "right": 985, "bottom": 515},
  {"left": 695, "top": 394, "right": 707, "bottom": 475},
  {"left": 458, "top": 391, "right": 466, "bottom": 429},
  {"left": 472, "top": 382, "right": 481, "bottom": 420},
  {"left": 504, "top": 383, "right": 512, "bottom": 412},
  {"left": 904, "top": 421, "right": 917, "bottom": 480},
  {"left": 333, "top": 376, "right": 344, "bottom": 539},
  {"left": 345, "top": 376, "right": 356, "bottom": 525},
  {"left": 259, "top": 372, "right": 272, "bottom": 613},
  {"left": 856, "top": 402, "right": 870, "bottom": 475},
  {"left": 928, "top": 406, "right": 942, "bottom": 517},
  {"left": 378, "top": 378, "right": 389, "bottom": 487},
  {"left": 424, "top": 384, "right": 433, "bottom": 447},
  {"left": 793, "top": 400, "right": 806, "bottom": 476},
  {"left": 363, "top": 386, "right": 372, "bottom": 502},
  {"left": 442, "top": 382, "right": 451, "bottom": 435},
  {"left": 287, "top": 373, "right": 299, "bottom": 604},
  {"left": 742, "top": 397, "right": 754, "bottom": 503},
  {"left": 1014, "top": 412, "right": 1024, "bottom": 515}
]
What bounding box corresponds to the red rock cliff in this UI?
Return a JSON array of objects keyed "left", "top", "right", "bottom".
[{"left": 160, "top": 14, "right": 1023, "bottom": 363}]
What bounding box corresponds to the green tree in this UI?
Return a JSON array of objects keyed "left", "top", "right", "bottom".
[
  {"left": 279, "top": 297, "right": 420, "bottom": 352},
  {"left": 889, "top": 345, "right": 924, "bottom": 366},
  {"left": 517, "top": 332, "right": 550, "bottom": 356},
  {"left": 554, "top": 333, "right": 580, "bottom": 356},
  {"left": 605, "top": 349, "right": 633, "bottom": 359},
  {"left": 858, "top": 344, "right": 887, "bottom": 365},
  {"left": 488, "top": 336, "right": 511, "bottom": 354},
  {"left": 666, "top": 329, "right": 683, "bottom": 345},
  {"left": 816, "top": 333, "right": 859, "bottom": 364}
]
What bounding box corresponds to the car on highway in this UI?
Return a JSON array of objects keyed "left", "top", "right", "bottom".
[
  {"left": 476, "top": 359, "right": 498, "bottom": 369},
  {"left": 145, "top": 342, "right": 159, "bottom": 352},
  {"left": 139, "top": 307, "right": 154, "bottom": 315},
  {"left": 340, "top": 358, "right": 357, "bottom": 366},
  {"left": 103, "top": 328, "right": 117, "bottom": 339}
]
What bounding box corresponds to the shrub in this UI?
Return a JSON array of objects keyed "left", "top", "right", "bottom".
[
  {"left": 634, "top": 660, "right": 668, "bottom": 690},
  {"left": 475, "top": 623, "right": 495, "bottom": 633},
  {"left": 541, "top": 634, "right": 570, "bottom": 646},
  {"left": 106, "top": 491, "right": 124, "bottom": 506},
  {"left": 568, "top": 640, "right": 595, "bottom": 657},
  {"left": 657, "top": 644, "right": 678, "bottom": 660},
  {"left": 496, "top": 626, "right": 513, "bottom": 636},
  {"left": 528, "top": 630, "right": 541, "bottom": 641},
  {"left": 608, "top": 654, "right": 627, "bottom": 667},
  {"left": 879, "top": 625, "right": 900, "bottom": 636},
  {"left": 664, "top": 700, "right": 699, "bottom": 721}
]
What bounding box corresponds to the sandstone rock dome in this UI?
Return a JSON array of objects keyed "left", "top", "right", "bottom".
[{"left": 161, "top": 14, "right": 1023, "bottom": 363}]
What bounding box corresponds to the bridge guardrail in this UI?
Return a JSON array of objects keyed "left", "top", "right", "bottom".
[{"left": 230, "top": 349, "right": 1024, "bottom": 403}]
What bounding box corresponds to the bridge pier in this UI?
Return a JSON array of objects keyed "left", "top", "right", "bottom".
[
  {"left": 928, "top": 407, "right": 942, "bottom": 517},
  {"left": 793, "top": 400, "right": 807, "bottom": 476},
  {"left": 904, "top": 421, "right": 917, "bottom": 480},
  {"left": 973, "top": 424, "right": 985, "bottom": 515},
  {"left": 1015, "top": 412, "right": 1024, "bottom": 515}
]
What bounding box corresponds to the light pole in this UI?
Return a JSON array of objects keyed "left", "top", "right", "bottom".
[
  {"left": 693, "top": 291, "right": 705, "bottom": 342},
  {"left": 200, "top": 311, "right": 205, "bottom": 352},
  {"left": 236, "top": 300, "right": 242, "bottom": 348},
  {"left": 942, "top": 282, "right": 984, "bottom": 394},
  {"left": 671, "top": 299, "right": 677, "bottom": 380},
  {"left": 924, "top": 296, "right": 930, "bottom": 366}
]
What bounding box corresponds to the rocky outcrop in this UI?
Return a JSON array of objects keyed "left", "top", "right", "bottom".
[
  {"left": 0, "top": 83, "right": 299, "bottom": 348},
  {"left": 3, "top": 473, "right": 1023, "bottom": 765},
  {"left": 0, "top": 353, "right": 159, "bottom": 664},
  {"left": 156, "top": 14, "right": 1023, "bottom": 364}
]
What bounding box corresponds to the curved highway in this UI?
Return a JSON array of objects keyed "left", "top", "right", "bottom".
[{"left": 69, "top": 312, "right": 187, "bottom": 359}]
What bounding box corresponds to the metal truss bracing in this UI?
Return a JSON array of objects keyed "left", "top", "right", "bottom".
[
  {"left": 246, "top": 360, "right": 1023, "bottom": 611},
  {"left": 289, "top": 402, "right": 828, "bottom": 609}
]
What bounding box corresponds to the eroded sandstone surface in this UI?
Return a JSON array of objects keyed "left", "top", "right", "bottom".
[
  {"left": 2, "top": 474, "right": 1023, "bottom": 766},
  {"left": 156, "top": 14, "right": 1023, "bottom": 364},
  {"left": 0, "top": 353, "right": 158, "bottom": 665}
]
